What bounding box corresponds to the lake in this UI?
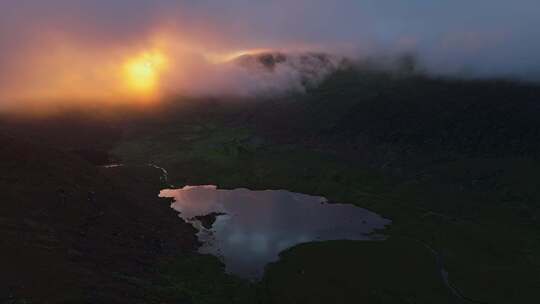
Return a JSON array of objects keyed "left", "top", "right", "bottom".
[{"left": 159, "top": 185, "right": 391, "bottom": 279}]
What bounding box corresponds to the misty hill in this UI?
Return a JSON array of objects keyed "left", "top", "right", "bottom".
[
  {"left": 234, "top": 51, "right": 339, "bottom": 71},
  {"left": 108, "top": 66, "right": 540, "bottom": 303},
  {"left": 3, "top": 60, "right": 540, "bottom": 303},
  {"left": 238, "top": 64, "right": 540, "bottom": 166},
  {"left": 232, "top": 51, "right": 345, "bottom": 90}
]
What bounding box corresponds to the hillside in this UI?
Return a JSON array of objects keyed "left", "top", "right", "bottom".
[
  {"left": 2, "top": 66, "right": 540, "bottom": 303},
  {"left": 113, "top": 66, "right": 540, "bottom": 303},
  {"left": 0, "top": 133, "right": 198, "bottom": 303}
]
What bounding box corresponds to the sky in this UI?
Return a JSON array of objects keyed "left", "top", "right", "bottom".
[{"left": 1, "top": 0, "right": 539, "bottom": 107}]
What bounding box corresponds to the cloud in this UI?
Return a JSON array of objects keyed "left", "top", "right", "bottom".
[{"left": 1, "top": 0, "right": 540, "bottom": 107}]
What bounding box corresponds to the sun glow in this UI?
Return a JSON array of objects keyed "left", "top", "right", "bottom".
[{"left": 123, "top": 51, "right": 168, "bottom": 95}]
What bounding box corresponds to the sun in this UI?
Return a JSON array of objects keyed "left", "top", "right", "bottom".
[{"left": 123, "top": 51, "right": 167, "bottom": 95}]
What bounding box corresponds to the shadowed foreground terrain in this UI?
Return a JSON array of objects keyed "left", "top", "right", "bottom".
[
  {"left": 0, "top": 134, "right": 199, "bottom": 303},
  {"left": 2, "top": 67, "right": 540, "bottom": 303}
]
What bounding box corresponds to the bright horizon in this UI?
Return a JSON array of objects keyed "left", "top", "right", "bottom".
[{"left": 1, "top": 0, "right": 540, "bottom": 108}]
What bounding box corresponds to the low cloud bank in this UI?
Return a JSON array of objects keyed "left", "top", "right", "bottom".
[{"left": 1, "top": 0, "right": 539, "bottom": 109}]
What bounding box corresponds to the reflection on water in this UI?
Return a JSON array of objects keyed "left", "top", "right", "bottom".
[{"left": 159, "top": 185, "right": 391, "bottom": 279}]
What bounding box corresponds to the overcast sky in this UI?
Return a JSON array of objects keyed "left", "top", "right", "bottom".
[{"left": 1, "top": 1, "right": 540, "bottom": 104}]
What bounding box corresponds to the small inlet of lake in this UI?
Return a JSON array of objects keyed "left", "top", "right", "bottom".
[{"left": 159, "top": 186, "right": 391, "bottom": 279}]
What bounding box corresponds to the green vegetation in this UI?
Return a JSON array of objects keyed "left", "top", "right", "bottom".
[
  {"left": 262, "top": 239, "right": 453, "bottom": 304},
  {"left": 125, "top": 254, "right": 257, "bottom": 304},
  {"left": 115, "top": 122, "right": 540, "bottom": 303},
  {"left": 112, "top": 68, "right": 540, "bottom": 303},
  {"left": 129, "top": 239, "right": 455, "bottom": 304},
  {"left": 4, "top": 66, "right": 538, "bottom": 303}
]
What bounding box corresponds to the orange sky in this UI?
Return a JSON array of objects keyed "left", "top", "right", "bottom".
[
  {"left": 1, "top": 0, "right": 539, "bottom": 112},
  {"left": 0, "top": 26, "right": 318, "bottom": 111}
]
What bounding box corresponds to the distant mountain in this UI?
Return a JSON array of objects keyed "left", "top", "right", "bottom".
[
  {"left": 248, "top": 64, "right": 540, "bottom": 164},
  {"left": 231, "top": 51, "right": 346, "bottom": 90}
]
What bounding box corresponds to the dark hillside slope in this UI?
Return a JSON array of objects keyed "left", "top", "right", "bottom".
[
  {"left": 110, "top": 68, "right": 540, "bottom": 303},
  {"left": 312, "top": 70, "right": 539, "bottom": 153},
  {"left": 0, "top": 133, "right": 197, "bottom": 303},
  {"left": 0, "top": 112, "right": 123, "bottom": 165},
  {"left": 246, "top": 68, "right": 540, "bottom": 170}
]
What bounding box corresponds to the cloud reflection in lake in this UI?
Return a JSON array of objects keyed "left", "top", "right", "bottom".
[{"left": 160, "top": 185, "right": 391, "bottom": 279}]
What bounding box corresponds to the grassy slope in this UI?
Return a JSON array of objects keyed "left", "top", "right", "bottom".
[
  {"left": 113, "top": 69, "right": 540, "bottom": 303},
  {"left": 262, "top": 239, "right": 453, "bottom": 304},
  {"left": 0, "top": 133, "right": 201, "bottom": 303}
]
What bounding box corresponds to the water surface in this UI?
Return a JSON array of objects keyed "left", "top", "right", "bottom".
[{"left": 160, "top": 185, "right": 391, "bottom": 279}]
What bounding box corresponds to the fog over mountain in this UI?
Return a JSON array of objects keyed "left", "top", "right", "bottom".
[{"left": 1, "top": 0, "right": 539, "bottom": 105}]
